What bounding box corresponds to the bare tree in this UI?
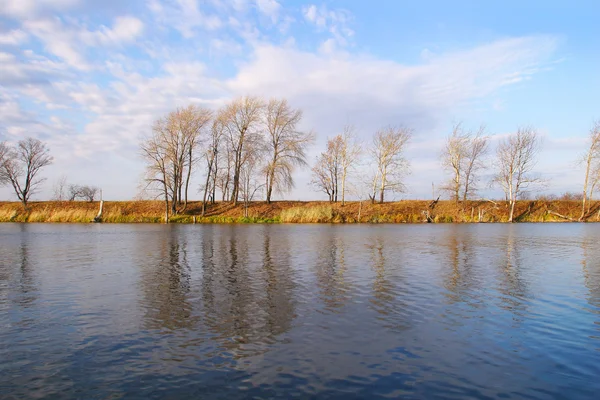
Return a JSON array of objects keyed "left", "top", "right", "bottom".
[
  {"left": 240, "top": 152, "right": 265, "bottom": 218},
  {"left": 442, "top": 123, "right": 489, "bottom": 204},
  {"left": 339, "top": 125, "right": 362, "bottom": 206},
  {"left": 141, "top": 105, "right": 211, "bottom": 216},
  {"left": 140, "top": 122, "right": 172, "bottom": 223},
  {"left": 462, "top": 126, "right": 489, "bottom": 201},
  {"left": 168, "top": 105, "right": 212, "bottom": 212},
  {"left": 80, "top": 185, "right": 100, "bottom": 202},
  {"left": 51, "top": 174, "right": 68, "bottom": 201},
  {"left": 0, "top": 142, "right": 9, "bottom": 184},
  {"left": 441, "top": 123, "right": 468, "bottom": 203},
  {"left": 216, "top": 143, "right": 233, "bottom": 202},
  {"left": 492, "top": 126, "right": 542, "bottom": 222},
  {"left": 310, "top": 136, "right": 343, "bottom": 202},
  {"left": 68, "top": 184, "right": 83, "bottom": 201},
  {"left": 264, "top": 98, "right": 313, "bottom": 203},
  {"left": 0, "top": 138, "right": 53, "bottom": 206},
  {"left": 219, "top": 96, "right": 265, "bottom": 205},
  {"left": 201, "top": 118, "right": 225, "bottom": 216},
  {"left": 580, "top": 121, "right": 600, "bottom": 220},
  {"left": 371, "top": 126, "right": 412, "bottom": 203}
]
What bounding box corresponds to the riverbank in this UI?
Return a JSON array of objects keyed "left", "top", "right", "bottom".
[{"left": 0, "top": 199, "right": 598, "bottom": 223}]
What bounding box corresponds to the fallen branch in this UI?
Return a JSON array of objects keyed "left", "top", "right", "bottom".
[{"left": 547, "top": 210, "right": 575, "bottom": 222}]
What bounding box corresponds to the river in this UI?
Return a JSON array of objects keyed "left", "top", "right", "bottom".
[{"left": 1, "top": 223, "right": 599, "bottom": 399}]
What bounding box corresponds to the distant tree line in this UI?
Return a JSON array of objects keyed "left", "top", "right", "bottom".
[{"left": 1, "top": 97, "right": 599, "bottom": 223}]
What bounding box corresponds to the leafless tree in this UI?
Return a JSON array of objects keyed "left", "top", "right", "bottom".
[
  {"left": 140, "top": 122, "right": 172, "bottom": 223},
  {"left": 462, "top": 126, "right": 489, "bottom": 201},
  {"left": 310, "top": 135, "right": 344, "bottom": 202},
  {"left": 0, "top": 141, "right": 9, "bottom": 184},
  {"left": 264, "top": 98, "right": 313, "bottom": 203},
  {"left": 240, "top": 152, "right": 265, "bottom": 218},
  {"left": 52, "top": 174, "right": 68, "bottom": 201},
  {"left": 581, "top": 121, "right": 600, "bottom": 220},
  {"left": 0, "top": 138, "right": 53, "bottom": 206},
  {"left": 441, "top": 123, "right": 489, "bottom": 203},
  {"left": 170, "top": 105, "right": 212, "bottom": 212},
  {"left": 339, "top": 125, "right": 362, "bottom": 206},
  {"left": 216, "top": 143, "right": 233, "bottom": 202},
  {"left": 441, "top": 123, "right": 468, "bottom": 203},
  {"left": 492, "top": 126, "right": 542, "bottom": 222},
  {"left": 80, "top": 185, "right": 100, "bottom": 202},
  {"left": 201, "top": 117, "right": 225, "bottom": 216},
  {"left": 141, "top": 105, "right": 211, "bottom": 217},
  {"left": 371, "top": 126, "right": 412, "bottom": 203},
  {"left": 68, "top": 184, "right": 83, "bottom": 201},
  {"left": 219, "top": 96, "right": 265, "bottom": 205}
]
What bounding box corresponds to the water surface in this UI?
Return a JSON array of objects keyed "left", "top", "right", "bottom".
[{"left": 1, "top": 223, "right": 599, "bottom": 399}]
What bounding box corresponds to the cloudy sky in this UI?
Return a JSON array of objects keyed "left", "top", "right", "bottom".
[{"left": 1, "top": 0, "right": 598, "bottom": 201}]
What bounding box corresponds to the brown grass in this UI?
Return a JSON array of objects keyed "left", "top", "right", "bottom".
[{"left": 0, "top": 199, "right": 598, "bottom": 224}]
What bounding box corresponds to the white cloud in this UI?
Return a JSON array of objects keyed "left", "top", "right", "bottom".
[
  {"left": 90, "top": 16, "right": 144, "bottom": 46},
  {"left": 147, "top": 0, "right": 222, "bottom": 38},
  {"left": 255, "top": 0, "right": 281, "bottom": 23},
  {"left": 210, "top": 38, "right": 243, "bottom": 56},
  {"left": 228, "top": 36, "right": 557, "bottom": 134},
  {"left": 0, "top": 29, "right": 28, "bottom": 46},
  {"left": 24, "top": 18, "right": 90, "bottom": 69},
  {"left": 0, "top": 0, "right": 79, "bottom": 17},
  {"left": 302, "top": 3, "right": 354, "bottom": 48}
]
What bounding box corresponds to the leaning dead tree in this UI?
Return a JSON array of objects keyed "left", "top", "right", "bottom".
[
  {"left": 263, "top": 98, "right": 312, "bottom": 204},
  {"left": 0, "top": 137, "right": 53, "bottom": 207},
  {"left": 580, "top": 120, "right": 600, "bottom": 221},
  {"left": 492, "top": 126, "right": 542, "bottom": 222},
  {"left": 371, "top": 126, "right": 412, "bottom": 203}
]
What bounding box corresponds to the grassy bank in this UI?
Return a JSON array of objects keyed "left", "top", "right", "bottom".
[{"left": 0, "top": 199, "right": 599, "bottom": 223}]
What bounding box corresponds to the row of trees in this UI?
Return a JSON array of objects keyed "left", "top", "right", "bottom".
[
  {"left": 138, "top": 101, "right": 598, "bottom": 223},
  {"left": 140, "top": 96, "right": 314, "bottom": 220},
  {"left": 439, "top": 122, "right": 600, "bottom": 222},
  {"left": 310, "top": 125, "right": 412, "bottom": 204},
  {"left": 2, "top": 100, "right": 598, "bottom": 225},
  {"left": 51, "top": 175, "right": 100, "bottom": 202}
]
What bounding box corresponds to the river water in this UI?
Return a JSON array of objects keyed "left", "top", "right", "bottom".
[{"left": 1, "top": 223, "right": 599, "bottom": 399}]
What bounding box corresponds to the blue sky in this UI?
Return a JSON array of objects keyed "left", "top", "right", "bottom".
[{"left": 0, "top": 0, "right": 598, "bottom": 201}]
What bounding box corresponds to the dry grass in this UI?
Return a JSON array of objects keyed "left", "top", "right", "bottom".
[
  {"left": 280, "top": 206, "right": 333, "bottom": 223},
  {"left": 0, "top": 199, "right": 598, "bottom": 224}
]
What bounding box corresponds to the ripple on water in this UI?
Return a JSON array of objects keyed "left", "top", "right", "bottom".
[{"left": 0, "top": 223, "right": 599, "bottom": 399}]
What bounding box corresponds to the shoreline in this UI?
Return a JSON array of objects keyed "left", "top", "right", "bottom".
[{"left": 0, "top": 200, "right": 598, "bottom": 224}]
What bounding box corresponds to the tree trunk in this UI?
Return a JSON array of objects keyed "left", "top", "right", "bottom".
[
  {"left": 341, "top": 170, "right": 346, "bottom": 206},
  {"left": 202, "top": 159, "right": 213, "bottom": 217},
  {"left": 183, "top": 148, "right": 193, "bottom": 212},
  {"left": 171, "top": 189, "right": 177, "bottom": 215},
  {"left": 379, "top": 167, "right": 386, "bottom": 203},
  {"left": 508, "top": 199, "right": 515, "bottom": 223},
  {"left": 266, "top": 168, "right": 275, "bottom": 204},
  {"left": 163, "top": 184, "right": 170, "bottom": 224}
]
